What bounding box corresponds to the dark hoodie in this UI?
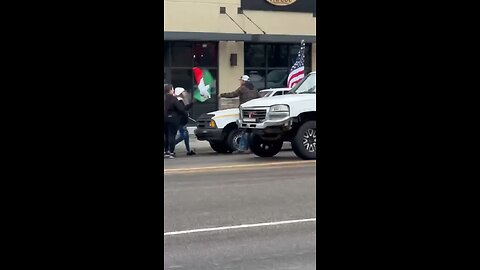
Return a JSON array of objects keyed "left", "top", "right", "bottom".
[
  {"left": 220, "top": 81, "right": 260, "bottom": 106},
  {"left": 178, "top": 99, "right": 193, "bottom": 126},
  {"left": 164, "top": 94, "right": 187, "bottom": 122}
]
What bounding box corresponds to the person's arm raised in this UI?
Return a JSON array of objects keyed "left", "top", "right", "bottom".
[{"left": 220, "top": 87, "right": 242, "bottom": 98}]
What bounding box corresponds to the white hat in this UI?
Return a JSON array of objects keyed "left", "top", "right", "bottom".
[
  {"left": 240, "top": 75, "right": 250, "bottom": 81},
  {"left": 174, "top": 87, "right": 186, "bottom": 96}
]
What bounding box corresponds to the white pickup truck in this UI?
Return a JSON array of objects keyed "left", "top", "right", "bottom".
[
  {"left": 238, "top": 72, "right": 316, "bottom": 159},
  {"left": 194, "top": 88, "right": 291, "bottom": 153}
]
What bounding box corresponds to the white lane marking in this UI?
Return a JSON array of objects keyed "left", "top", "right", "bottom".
[
  {"left": 164, "top": 218, "right": 316, "bottom": 236},
  {"left": 164, "top": 160, "right": 315, "bottom": 173}
]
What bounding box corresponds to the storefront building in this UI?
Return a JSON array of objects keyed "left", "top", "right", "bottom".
[{"left": 164, "top": 0, "right": 316, "bottom": 121}]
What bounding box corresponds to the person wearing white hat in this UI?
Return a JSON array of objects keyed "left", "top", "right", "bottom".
[
  {"left": 220, "top": 75, "right": 259, "bottom": 107},
  {"left": 220, "top": 75, "right": 261, "bottom": 153},
  {"left": 174, "top": 87, "right": 196, "bottom": 156},
  {"left": 174, "top": 87, "right": 186, "bottom": 100}
]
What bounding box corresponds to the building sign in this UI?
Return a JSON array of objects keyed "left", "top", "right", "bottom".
[
  {"left": 266, "top": 0, "right": 297, "bottom": 6},
  {"left": 241, "top": 0, "right": 314, "bottom": 13}
]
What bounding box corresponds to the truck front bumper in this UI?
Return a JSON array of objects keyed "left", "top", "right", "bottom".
[
  {"left": 194, "top": 128, "right": 224, "bottom": 142},
  {"left": 238, "top": 118, "right": 292, "bottom": 141},
  {"left": 238, "top": 118, "right": 291, "bottom": 129}
]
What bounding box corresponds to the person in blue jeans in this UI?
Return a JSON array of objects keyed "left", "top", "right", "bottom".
[
  {"left": 175, "top": 125, "right": 195, "bottom": 155},
  {"left": 174, "top": 87, "right": 196, "bottom": 156},
  {"left": 238, "top": 130, "right": 252, "bottom": 152}
]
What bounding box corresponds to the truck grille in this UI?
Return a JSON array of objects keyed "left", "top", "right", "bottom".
[
  {"left": 196, "top": 114, "right": 215, "bottom": 129},
  {"left": 242, "top": 109, "right": 267, "bottom": 123}
]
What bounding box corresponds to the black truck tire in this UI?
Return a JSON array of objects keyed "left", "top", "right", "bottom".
[
  {"left": 250, "top": 134, "right": 283, "bottom": 157},
  {"left": 291, "top": 121, "right": 316, "bottom": 160},
  {"left": 209, "top": 142, "right": 232, "bottom": 154},
  {"left": 226, "top": 128, "right": 243, "bottom": 152}
]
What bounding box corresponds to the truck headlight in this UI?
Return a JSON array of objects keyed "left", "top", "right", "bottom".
[
  {"left": 268, "top": 105, "right": 290, "bottom": 120},
  {"left": 270, "top": 105, "right": 289, "bottom": 112},
  {"left": 209, "top": 120, "right": 216, "bottom": 128}
]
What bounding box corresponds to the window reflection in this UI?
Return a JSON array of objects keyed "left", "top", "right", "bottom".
[
  {"left": 171, "top": 69, "right": 193, "bottom": 92},
  {"left": 245, "top": 70, "right": 266, "bottom": 90},
  {"left": 171, "top": 42, "right": 193, "bottom": 67},
  {"left": 259, "top": 91, "right": 270, "bottom": 97},
  {"left": 245, "top": 43, "right": 312, "bottom": 90},
  {"left": 164, "top": 42, "right": 169, "bottom": 67},
  {"left": 293, "top": 73, "right": 316, "bottom": 94},
  {"left": 245, "top": 44, "right": 266, "bottom": 68},
  {"left": 193, "top": 42, "right": 218, "bottom": 67},
  {"left": 266, "top": 69, "right": 288, "bottom": 89},
  {"left": 267, "top": 44, "right": 288, "bottom": 68}
]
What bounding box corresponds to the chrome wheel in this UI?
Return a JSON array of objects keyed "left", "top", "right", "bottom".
[
  {"left": 292, "top": 121, "right": 316, "bottom": 160},
  {"left": 303, "top": 128, "right": 316, "bottom": 153},
  {"left": 232, "top": 133, "right": 242, "bottom": 151}
]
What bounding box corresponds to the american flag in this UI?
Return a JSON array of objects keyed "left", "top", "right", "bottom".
[{"left": 287, "top": 40, "right": 306, "bottom": 88}]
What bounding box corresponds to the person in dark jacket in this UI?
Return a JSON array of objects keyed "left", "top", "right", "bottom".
[
  {"left": 220, "top": 75, "right": 260, "bottom": 153},
  {"left": 220, "top": 75, "right": 260, "bottom": 107},
  {"left": 164, "top": 84, "right": 187, "bottom": 158},
  {"left": 174, "top": 87, "right": 196, "bottom": 156}
]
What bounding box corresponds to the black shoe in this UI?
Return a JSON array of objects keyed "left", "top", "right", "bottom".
[{"left": 187, "top": 150, "right": 196, "bottom": 156}]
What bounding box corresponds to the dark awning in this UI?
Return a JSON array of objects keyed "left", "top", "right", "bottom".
[{"left": 164, "top": 31, "right": 316, "bottom": 43}]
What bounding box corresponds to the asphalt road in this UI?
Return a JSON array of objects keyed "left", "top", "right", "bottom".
[{"left": 164, "top": 151, "right": 317, "bottom": 269}]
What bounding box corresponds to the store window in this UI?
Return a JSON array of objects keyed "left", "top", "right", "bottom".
[
  {"left": 193, "top": 43, "right": 218, "bottom": 67},
  {"left": 266, "top": 69, "right": 289, "bottom": 89},
  {"left": 246, "top": 70, "right": 266, "bottom": 91},
  {"left": 245, "top": 44, "right": 266, "bottom": 67},
  {"left": 267, "top": 44, "right": 288, "bottom": 68},
  {"left": 164, "top": 44, "right": 169, "bottom": 67},
  {"left": 164, "top": 41, "right": 219, "bottom": 122},
  {"left": 171, "top": 69, "right": 193, "bottom": 92},
  {"left": 289, "top": 45, "right": 311, "bottom": 71},
  {"left": 244, "top": 43, "right": 312, "bottom": 90},
  {"left": 171, "top": 42, "right": 193, "bottom": 67}
]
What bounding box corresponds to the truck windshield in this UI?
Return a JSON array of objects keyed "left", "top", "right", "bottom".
[
  {"left": 291, "top": 73, "right": 316, "bottom": 94},
  {"left": 259, "top": 91, "right": 272, "bottom": 97}
]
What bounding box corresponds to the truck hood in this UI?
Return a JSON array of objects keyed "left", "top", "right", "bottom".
[
  {"left": 208, "top": 108, "right": 239, "bottom": 119},
  {"left": 241, "top": 94, "right": 315, "bottom": 108}
]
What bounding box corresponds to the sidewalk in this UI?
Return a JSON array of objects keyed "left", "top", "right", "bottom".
[
  {"left": 174, "top": 127, "right": 211, "bottom": 154},
  {"left": 187, "top": 126, "right": 196, "bottom": 136}
]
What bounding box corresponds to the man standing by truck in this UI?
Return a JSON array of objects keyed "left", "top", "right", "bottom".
[
  {"left": 220, "top": 75, "right": 260, "bottom": 106},
  {"left": 220, "top": 75, "right": 260, "bottom": 152}
]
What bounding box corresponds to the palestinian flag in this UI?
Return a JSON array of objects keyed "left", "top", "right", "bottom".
[{"left": 193, "top": 67, "right": 214, "bottom": 102}]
